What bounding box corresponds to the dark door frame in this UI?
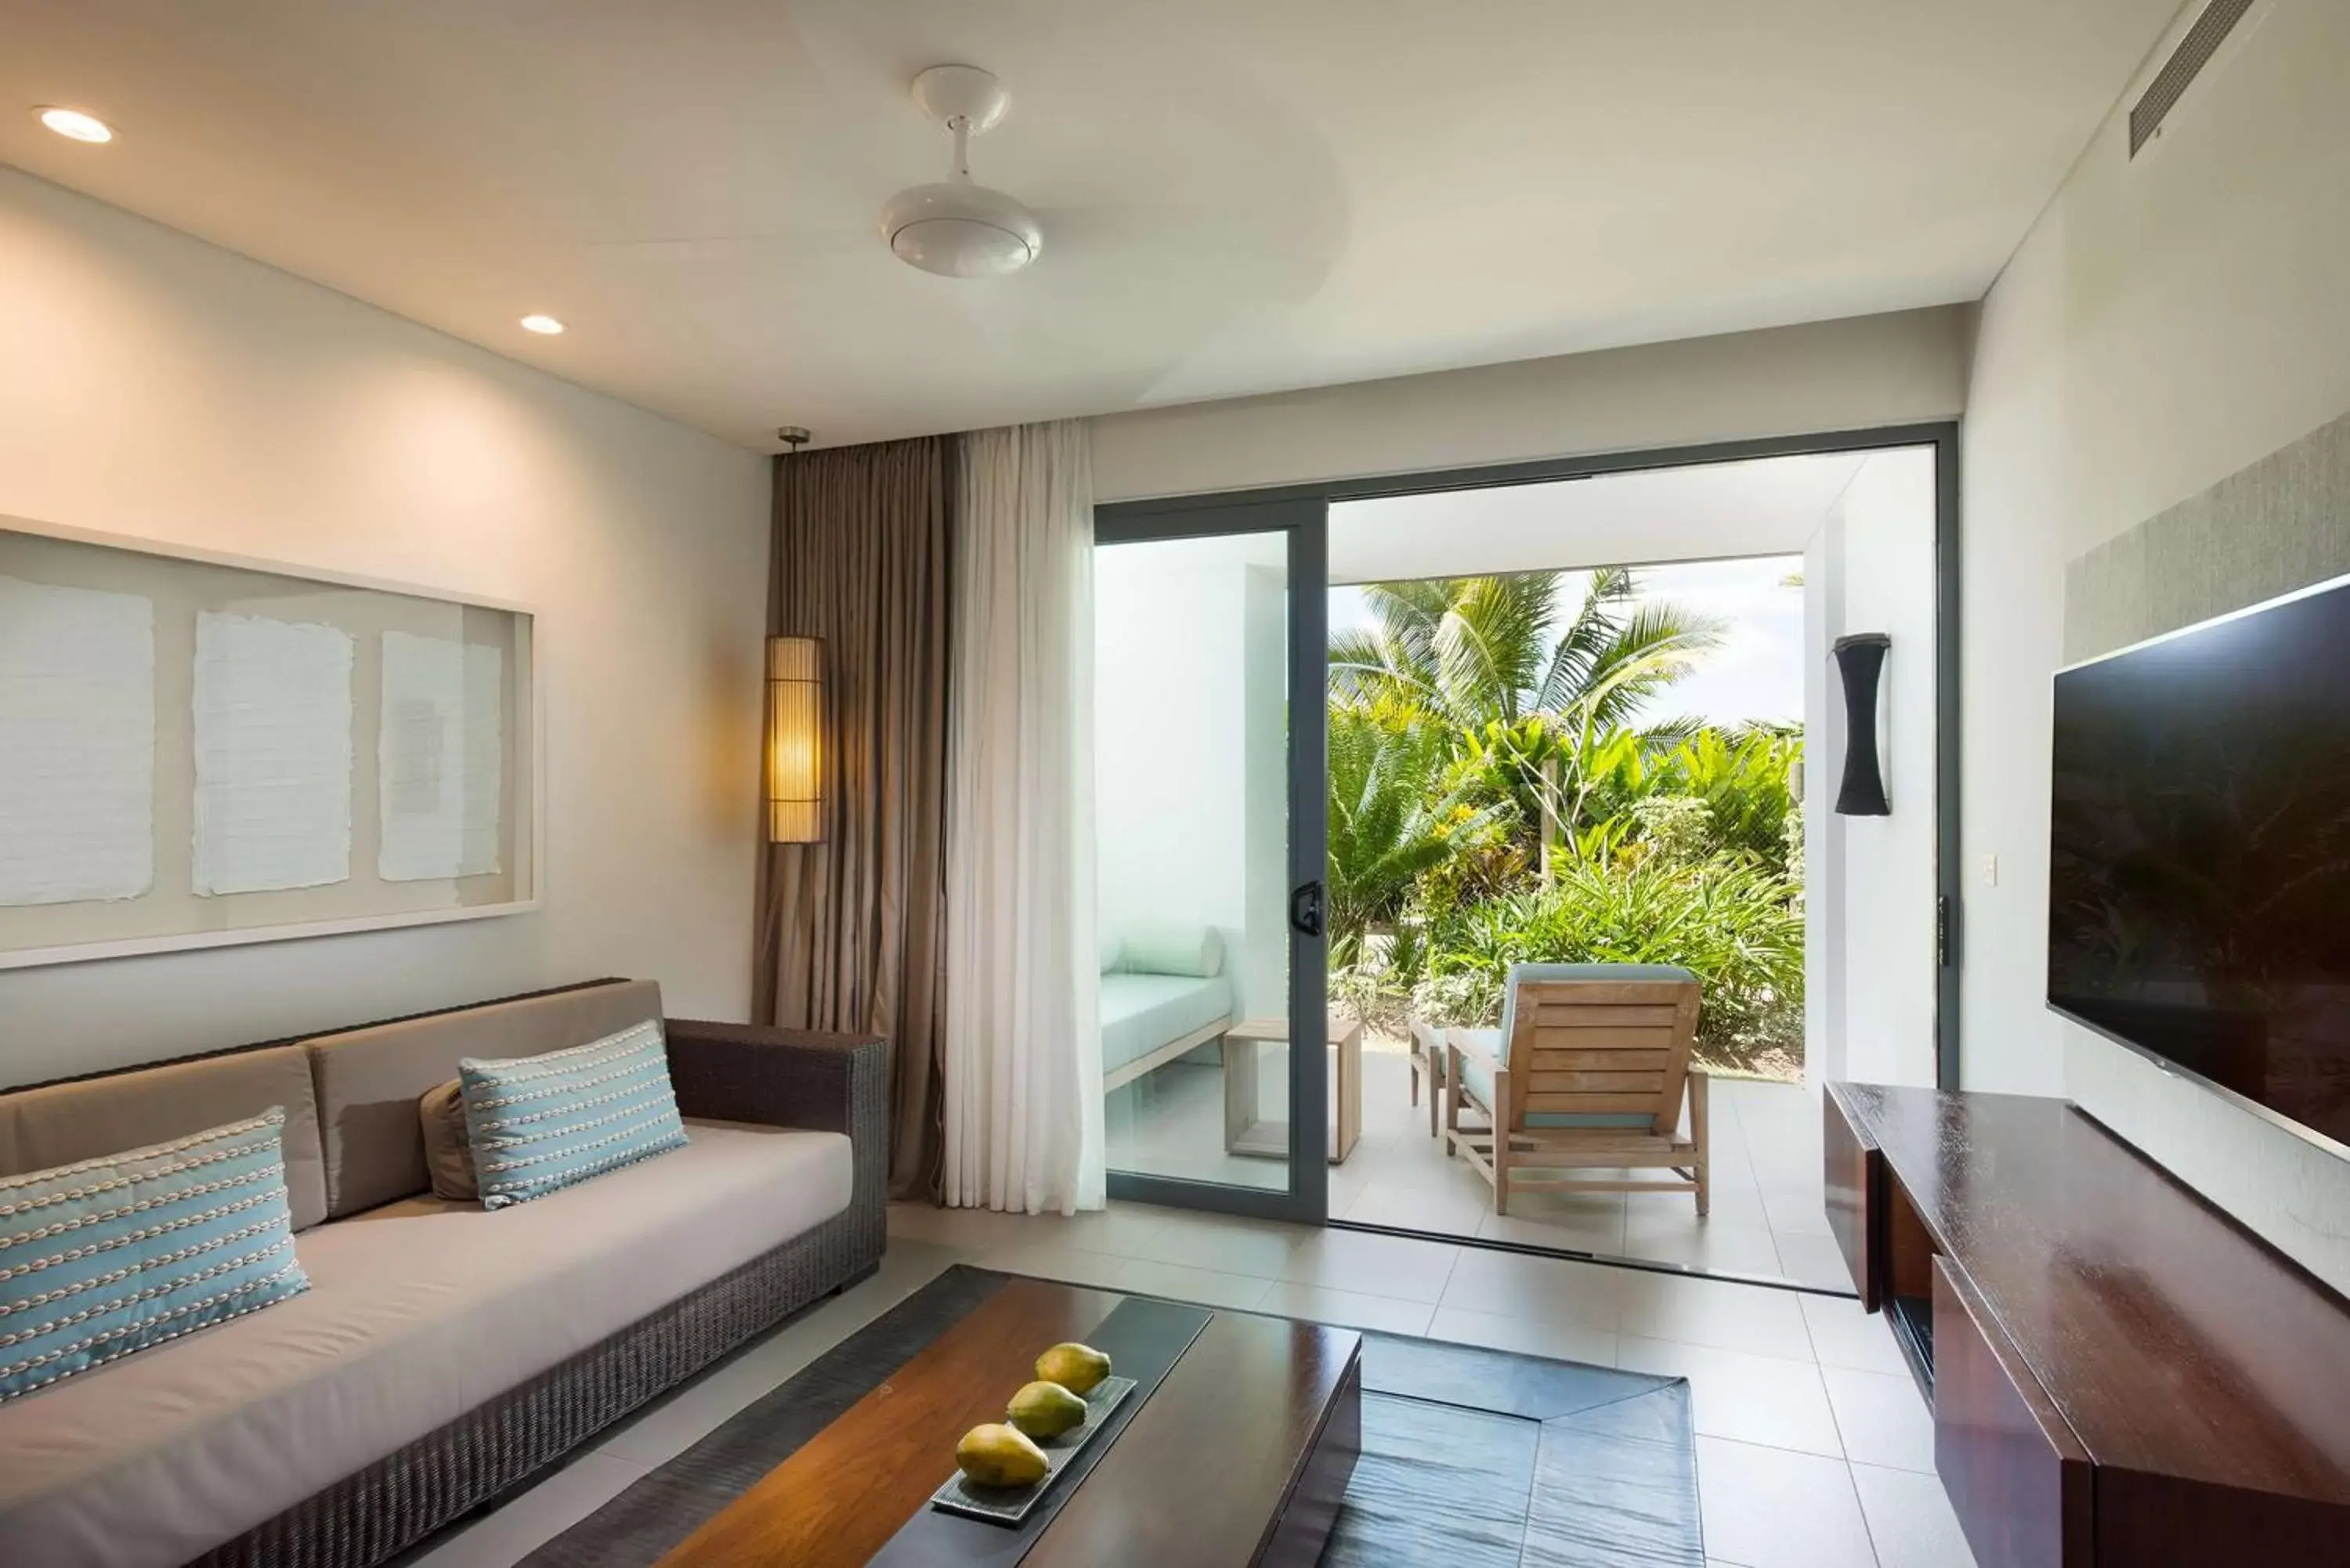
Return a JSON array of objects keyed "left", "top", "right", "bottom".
[
  {"left": 1094, "top": 420, "right": 1965, "bottom": 1225},
  {"left": 1092, "top": 497, "right": 1332, "bottom": 1226}
]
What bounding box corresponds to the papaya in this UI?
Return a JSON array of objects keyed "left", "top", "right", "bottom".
[
  {"left": 1007, "top": 1379, "right": 1089, "bottom": 1439},
  {"left": 1033, "top": 1342, "right": 1112, "bottom": 1395},
  {"left": 956, "top": 1422, "right": 1049, "bottom": 1487}
]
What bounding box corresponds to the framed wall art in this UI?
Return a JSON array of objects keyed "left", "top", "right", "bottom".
[{"left": 0, "top": 516, "right": 539, "bottom": 969}]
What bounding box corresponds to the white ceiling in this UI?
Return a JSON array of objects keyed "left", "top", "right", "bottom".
[{"left": 0, "top": 1, "right": 2181, "bottom": 450}]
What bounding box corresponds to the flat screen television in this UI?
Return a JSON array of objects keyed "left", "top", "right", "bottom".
[{"left": 2049, "top": 576, "right": 2350, "bottom": 1155}]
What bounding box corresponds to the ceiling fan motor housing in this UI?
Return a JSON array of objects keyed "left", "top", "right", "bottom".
[{"left": 880, "top": 64, "right": 1042, "bottom": 278}]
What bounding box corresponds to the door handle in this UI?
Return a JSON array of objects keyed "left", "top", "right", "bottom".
[{"left": 1289, "top": 880, "right": 1325, "bottom": 940}]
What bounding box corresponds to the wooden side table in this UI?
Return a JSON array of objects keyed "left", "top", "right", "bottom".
[{"left": 1220, "top": 1016, "right": 1364, "bottom": 1165}]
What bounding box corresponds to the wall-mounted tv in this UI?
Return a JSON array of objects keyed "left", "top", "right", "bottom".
[{"left": 2049, "top": 576, "right": 2350, "bottom": 1155}]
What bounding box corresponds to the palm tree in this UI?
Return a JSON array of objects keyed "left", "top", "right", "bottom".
[
  {"left": 1325, "top": 703, "right": 1506, "bottom": 956},
  {"left": 1331, "top": 569, "right": 1725, "bottom": 872},
  {"left": 1332, "top": 568, "right": 1723, "bottom": 731}
]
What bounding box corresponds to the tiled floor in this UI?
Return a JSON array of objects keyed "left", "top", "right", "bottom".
[
  {"left": 407, "top": 1198, "right": 1974, "bottom": 1567},
  {"left": 1110, "top": 1046, "right": 1852, "bottom": 1290}
]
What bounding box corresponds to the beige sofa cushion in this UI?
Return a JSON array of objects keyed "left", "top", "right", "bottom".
[
  {"left": 305, "top": 980, "right": 663, "bottom": 1219},
  {"left": 0, "top": 1118, "right": 851, "bottom": 1568},
  {"left": 0, "top": 1046, "right": 328, "bottom": 1234}
]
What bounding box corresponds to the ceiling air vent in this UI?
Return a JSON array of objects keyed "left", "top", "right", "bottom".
[{"left": 2130, "top": 0, "right": 2257, "bottom": 156}]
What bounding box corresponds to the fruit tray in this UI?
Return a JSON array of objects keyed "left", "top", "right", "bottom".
[{"left": 927, "top": 1375, "right": 1140, "bottom": 1526}]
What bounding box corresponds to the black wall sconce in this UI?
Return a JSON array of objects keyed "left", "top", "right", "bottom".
[{"left": 1832, "top": 633, "right": 1891, "bottom": 816}]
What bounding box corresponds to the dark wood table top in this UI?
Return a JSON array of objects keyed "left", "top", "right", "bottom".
[
  {"left": 656, "top": 1277, "right": 1362, "bottom": 1568},
  {"left": 1835, "top": 1083, "right": 2350, "bottom": 1502}
]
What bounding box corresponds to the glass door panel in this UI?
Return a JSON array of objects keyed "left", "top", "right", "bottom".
[{"left": 1094, "top": 501, "right": 1326, "bottom": 1223}]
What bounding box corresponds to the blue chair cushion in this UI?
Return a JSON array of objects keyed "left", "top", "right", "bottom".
[
  {"left": 0, "top": 1108, "right": 310, "bottom": 1404},
  {"left": 460, "top": 1021, "right": 690, "bottom": 1210},
  {"left": 1495, "top": 962, "right": 1697, "bottom": 1053}
]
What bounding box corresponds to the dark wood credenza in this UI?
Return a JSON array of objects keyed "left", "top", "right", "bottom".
[{"left": 1822, "top": 1083, "right": 2350, "bottom": 1567}]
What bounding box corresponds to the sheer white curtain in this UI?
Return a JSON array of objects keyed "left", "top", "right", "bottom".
[{"left": 942, "top": 420, "right": 1104, "bottom": 1213}]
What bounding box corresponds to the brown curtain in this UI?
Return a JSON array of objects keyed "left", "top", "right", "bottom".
[{"left": 756, "top": 437, "right": 952, "bottom": 1203}]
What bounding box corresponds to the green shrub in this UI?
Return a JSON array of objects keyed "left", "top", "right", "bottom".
[
  {"left": 1325, "top": 702, "right": 1506, "bottom": 960},
  {"left": 1412, "top": 851, "right": 1803, "bottom": 1053}
]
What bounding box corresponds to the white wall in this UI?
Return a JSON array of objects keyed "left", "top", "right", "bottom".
[
  {"left": 1804, "top": 450, "right": 1940, "bottom": 1089},
  {"left": 1963, "top": 0, "right": 2350, "bottom": 1286},
  {"left": 1093, "top": 538, "right": 1286, "bottom": 1018},
  {"left": 0, "top": 167, "right": 771, "bottom": 1085},
  {"left": 1092, "top": 306, "right": 1969, "bottom": 503}
]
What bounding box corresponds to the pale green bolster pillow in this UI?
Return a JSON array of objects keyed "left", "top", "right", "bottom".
[{"left": 1115, "top": 924, "right": 1224, "bottom": 978}]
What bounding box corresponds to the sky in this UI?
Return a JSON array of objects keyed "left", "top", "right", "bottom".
[{"left": 1328, "top": 554, "right": 1806, "bottom": 728}]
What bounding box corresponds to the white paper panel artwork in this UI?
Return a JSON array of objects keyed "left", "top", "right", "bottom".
[
  {"left": 378, "top": 630, "right": 504, "bottom": 881},
  {"left": 193, "top": 612, "right": 354, "bottom": 896},
  {"left": 0, "top": 577, "right": 156, "bottom": 906}
]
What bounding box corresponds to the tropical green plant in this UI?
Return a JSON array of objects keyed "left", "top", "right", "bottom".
[
  {"left": 1324, "top": 703, "right": 1508, "bottom": 959},
  {"left": 1321, "top": 562, "right": 1806, "bottom": 1076},
  {"left": 1412, "top": 851, "right": 1805, "bottom": 1054},
  {"left": 1330, "top": 568, "right": 1725, "bottom": 733},
  {"left": 1642, "top": 728, "right": 1802, "bottom": 865}
]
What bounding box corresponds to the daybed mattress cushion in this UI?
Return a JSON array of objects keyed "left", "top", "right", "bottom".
[
  {"left": 0, "top": 1118, "right": 852, "bottom": 1568},
  {"left": 1100, "top": 972, "right": 1232, "bottom": 1073}
]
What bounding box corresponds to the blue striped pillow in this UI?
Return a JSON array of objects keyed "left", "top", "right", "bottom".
[
  {"left": 0, "top": 1109, "right": 310, "bottom": 1404},
  {"left": 460, "top": 1021, "right": 690, "bottom": 1210}
]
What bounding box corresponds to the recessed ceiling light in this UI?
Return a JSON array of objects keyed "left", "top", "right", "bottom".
[
  {"left": 519, "top": 314, "right": 565, "bottom": 335},
  {"left": 37, "top": 107, "right": 114, "bottom": 144}
]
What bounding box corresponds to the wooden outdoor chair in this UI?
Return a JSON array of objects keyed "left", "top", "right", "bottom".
[
  {"left": 1444, "top": 963, "right": 1708, "bottom": 1216},
  {"left": 1407, "top": 1020, "right": 1448, "bottom": 1137}
]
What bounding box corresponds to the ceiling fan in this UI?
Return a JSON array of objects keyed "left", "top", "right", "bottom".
[{"left": 878, "top": 65, "right": 1042, "bottom": 279}]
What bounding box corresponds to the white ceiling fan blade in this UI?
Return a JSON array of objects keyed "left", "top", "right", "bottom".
[{"left": 580, "top": 226, "right": 870, "bottom": 269}]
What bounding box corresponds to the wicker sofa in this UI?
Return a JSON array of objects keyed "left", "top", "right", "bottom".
[{"left": 0, "top": 978, "right": 887, "bottom": 1568}]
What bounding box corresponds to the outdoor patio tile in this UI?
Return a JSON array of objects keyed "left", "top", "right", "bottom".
[
  {"left": 1618, "top": 1336, "right": 1845, "bottom": 1458},
  {"left": 1823, "top": 1367, "right": 1938, "bottom": 1473},
  {"left": 1774, "top": 1231, "right": 1863, "bottom": 1292},
  {"left": 1476, "top": 1216, "right": 1627, "bottom": 1259},
  {"left": 1342, "top": 1175, "right": 1495, "bottom": 1237},
  {"left": 1256, "top": 1280, "right": 1437, "bottom": 1335},
  {"left": 1616, "top": 1272, "right": 1817, "bottom": 1360},
  {"left": 1694, "top": 1437, "right": 1878, "bottom": 1568},
  {"left": 1618, "top": 1214, "right": 1785, "bottom": 1278},
  {"left": 1281, "top": 1227, "right": 1461, "bottom": 1302},
  {"left": 1439, "top": 1245, "right": 1625, "bottom": 1331},
  {"left": 1759, "top": 1180, "right": 1837, "bottom": 1237},
  {"left": 1628, "top": 1179, "right": 1770, "bottom": 1230},
  {"left": 1852, "top": 1462, "right": 1979, "bottom": 1568},
  {"left": 1426, "top": 1306, "right": 1618, "bottom": 1368},
  {"left": 1799, "top": 1294, "right": 1910, "bottom": 1376}
]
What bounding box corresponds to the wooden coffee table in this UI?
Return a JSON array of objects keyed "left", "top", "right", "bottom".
[{"left": 656, "top": 1277, "right": 1362, "bottom": 1567}]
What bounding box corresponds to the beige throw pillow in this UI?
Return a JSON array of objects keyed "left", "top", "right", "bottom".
[{"left": 418, "top": 1078, "right": 480, "bottom": 1203}]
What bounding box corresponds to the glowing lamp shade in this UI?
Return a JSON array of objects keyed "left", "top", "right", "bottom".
[{"left": 766, "top": 636, "right": 826, "bottom": 844}]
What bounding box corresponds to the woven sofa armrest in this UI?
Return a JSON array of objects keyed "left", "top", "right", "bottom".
[
  {"left": 663, "top": 1018, "right": 884, "bottom": 1134},
  {"left": 663, "top": 1020, "right": 889, "bottom": 1244}
]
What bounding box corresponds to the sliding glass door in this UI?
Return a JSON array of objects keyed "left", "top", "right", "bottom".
[{"left": 1093, "top": 497, "right": 1329, "bottom": 1223}]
